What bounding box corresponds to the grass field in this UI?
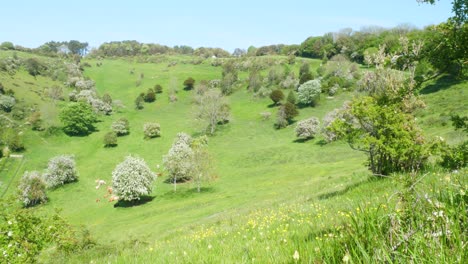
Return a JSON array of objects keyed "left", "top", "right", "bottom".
[{"left": 1, "top": 51, "right": 466, "bottom": 263}]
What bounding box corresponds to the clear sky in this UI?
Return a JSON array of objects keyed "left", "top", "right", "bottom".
[{"left": 1, "top": 0, "right": 453, "bottom": 52}]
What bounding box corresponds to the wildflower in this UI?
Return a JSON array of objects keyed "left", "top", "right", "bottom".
[
  {"left": 148, "top": 247, "right": 153, "bottom": 251},
  {"left": 7, "top": 221, "right": 12, "bottom": 225},
  {"left": 293, "top": 250, "right": 300, "bottom": 261},
  {"left": 7, "top": 231, "right": 13, "bottom": 237},
  {"left": 343, "top": 252, "right": 351, "bottom": 263},
  {"left": 208, "top": 244, "right": 212, "bottom": 250},
  {"left": 183, "top": 251, "right": 187, "bottom": 256}
]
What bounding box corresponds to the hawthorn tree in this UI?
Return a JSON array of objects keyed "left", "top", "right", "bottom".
[{"left": 59, "top": 102, "right": 97, "bottom": 136}]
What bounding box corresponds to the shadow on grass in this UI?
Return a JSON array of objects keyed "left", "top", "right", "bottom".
[
  {"left": 113, "top": 196, "right": 155, "bottom": 208},
  {"left": 315, "top": 139, "right": 328, "bottom": 146},
  {"left": 419, "top": 75, "right": 460, "bottom": 95},
  {"left": 267, "top": 103, "right": 279, "bottom": 108},
  {"left": 293, "top": 138, "right": 311, "bottom": 143},
  {"left": 317, "top": 180, "right": 367, "bottom": 201},
  {"left": 160, "top": 187, "right": 216, "bottom": 199}
]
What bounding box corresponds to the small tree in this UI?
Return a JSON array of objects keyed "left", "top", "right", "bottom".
[
  {"left": 191, "top": 136, "right": 214, "bottom": 192},
  {"left": 286, "top": 90, "right": 297, "bottom": 104},
  {"left": 59, "top": 102, "right": 97, "bottom": 136},
  {"left": 295, "top": 117, "right": 320, "bottom": 139},
  {"left": 297, "top": 79, "right": 321, "bottom": 106},
  {"left": 163, "top": 133, "right": 195, "bottom": 191},
  {"left": 154, "top": 84, "right": 163, "bottom": 93},
  {"left": 143, "top": 122, "right": 161, "bottom": 138},
  {"left": 111, "top": 118, "right": 130, "bottom": 136},
  {"left": 269, "top": 89, "right": 284, "bottom": 105},
  {"left": 144, "top": 88, "right": 156, "bottom": 103},
  {"left": 43, "top": 155, "right": 78, "bottom": 188},
  {"left": 112, "top": 156, "right": 156, "bottom": 202},
  {"left": 18, "top": 171, "right": 47, "bottom": 207},
  {"left": 183, "top": 77, "right": 195, "bottom": 90},
  {"left": 102, "top": 93, "right": 112, "bottom": 104},
  {"left": 135, "top": 94, "right": 144, "bottom": 109},
  {"left": 104, "top": 132, "right": 117, "bottom": 147},
  {"left": 196, "top": 89, "right": 230, "bottom": 135},
  {"left": 283, "top": 102, "right": 299, "bottom": 121},
  {"left": 0, "top": 95, "right": 16, "bottom": 112}
]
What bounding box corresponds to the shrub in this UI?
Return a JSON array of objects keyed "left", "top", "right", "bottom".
[
  {"left": 0, "top": 95, "right": 16, "bottom": 112},
  {"left": 135, "top": 94, "right": 144, "bottom": 109},
  {"left": 163, "top": 133, "right": 195, "bottom": 183},
  {"left": 286, "top": 90, "right": 297, "bottom": 104},
  {"left": 283, "top": 102, "right": 299, "bottom": 121},
  {"left": 89, "top": 98, "right": 112, "bottom": 115},
  {"left": 144, "top": 88, "right": 156, "bottom": 102},
  {"left": 154, "top": 84, "right": 163, "bottom": 93},
  {"left": 25, "top": 58, "right": 46, "bottom": 77},
  {"left": 28, "top": 112, "right": 43, "bottom": 131},
  {"left": 297, "top": 79, "right": 321, "bottom": 106},
  {"left": 269, "top": 89, "right": 284, "bottom": 105},
  {"left": 183, "top": 77, "right": 195, "bottom": 90},
  {"left": 75, "top": 80, "right": 95, "bottom": 91},
  {"left": 18, "top": 171, "right": 47, "bottom": 207},
  {"left": 111, "top": 118, "right": 130, "bottom": 136},
  {"left": 439, "top": 140, "right": 467, "bottom": 169},
  {"left": 59, "top": 102, "right": 97, "bottom": 136},
  {"left": 104, "top": 132, "right": 117, "bottom": 147},
  {"left": 112, "top": 156, "right": 156, "bottom": 202},
  {"left": 102, "top": 93, "right": 112, "bottom": 104},
  {"left": 43, "top": 155, "right": 78, "bottom": 188},
  {"left": 143, "top": 122, "right": 161, "bottom": 138},
  {"left": 295, "top": 117, "right": 321, "bottom": 139},
  {"left": 260, "top": 111, "right": 271, "bottom": 120}
]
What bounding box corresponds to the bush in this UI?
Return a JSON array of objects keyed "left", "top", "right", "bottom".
[
  {"left": 25, "top": 58, "right": 46, "bottom": 77},
  {"left": 104, "top": 132, "right": 117, "bottom": 147},
  {"left": 286, "top": 90, "right": 297, "bottom": 104},
  {"left": 89, "top": 98, "right": 112, "bottom": 115},
  {"left": 43, "top": 155, "right": 78, "bottom": 188},
  {"left": 295, "top": 117, "right": 320, "bottom": 139},
  {"left": 112, "top": 155, "right": 157, "bottom": 202},
  {"left": 183, "top": 77, "right": 195, "bottom": 90},
  {"left": 269, "top": 89, "right": 284, "bottom": 105},
  {"left": 135, "top": 94, "right": 144, "bottom": 109},
  {"left": 297, "top": 79, "right": 321, "bottom": 106},
  {"left": 75, "top": 80, "right": 95, "bottom": 91},
  {"left": 111, "top": 118, "right": 130, "bottom": 136},
  {"left": 0, "top": 95, "right": 16, "bottom": 112},
  {"left": 275, "top": 102, "right": 298, "bottom": 129},
  {"left": 144, "top": 88, "right": 156, "bottom": 102},
  {"left": 18, "top": 171, "right": 47, "bottom": 207},
  {"left": 59, "top": 102, "right": 97, "bottom": 136},
  {"left": 143, "top": 122, "right": 161, "bottom": 138},
  {"left": 154, "top": 84, "right": 163, "bottom": 93},
  {"left": 440, "top": 140, "right": 467, "bottom": 169},
  {"left": 102, "top": 93, "right": 112, "bottom": 104}
]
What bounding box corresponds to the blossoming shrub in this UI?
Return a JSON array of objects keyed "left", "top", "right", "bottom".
[
  {"left": 295, "top": 117, "right": 320, "bottom": 139},
  {"left": 112, "top": 156, "right": 156, "bottom": 202},
  {"left": 18, "top": 171, "right": 47, "bottom": 207},
  {"left": 43, "top": 155, "right": 78, "bottom": 188},
  {"left": 143, "top": 122, "right": 161, "bottom": 138},
  {"left": 163, "top": 133, "right": 195, "bottom": 182},
  {"left": 111, "top": 118, "right": 130, "bottom": 136}
]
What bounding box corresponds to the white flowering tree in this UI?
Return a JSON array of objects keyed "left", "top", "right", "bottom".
[
  {"left": 111, "top": 118, "right": 130, "bottom": 136},
  {"left": 143, "top": 122, "right": 161, "bottom": 138},
  {"left": 18, "top": 171, "right": 47, "bottom": 207},
  {"left": 295, "top": 117, "right": 321, "bottom": 139},
  {"left": 163, "top": 133, "right": 194, "bottom": 191},
  {"left": 297, "top": 79, "right": 321, "bottom": 106},
  {"left": 43, "top": 155, "right": 78, "bottom": 188},
  {"left": 112, "top": 156, "right": 156, "bottom": 202}
]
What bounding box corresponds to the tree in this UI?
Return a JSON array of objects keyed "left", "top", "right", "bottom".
[
  {"left": 0, "top": 95, "right": 15, "bottom": 112},
  {"left": 104, "top": 132, "right": 117, "bottom": 147},
  {"left": 59, "top": 102, "right": 97, "bottom": 136},
  {"left": 102, "top": 93, "right": 112, "bottom": 104},
  {"left": 183, "top": 77, "right": 195, "bottom": 90},
  {"left": 269, "top": 89, "right": 284, "bottom": 105},
  {"left": 154, "top": 84, "right": 163, "bottom": 93},
  {"left": 163, "top": 133, "right": 195, "bottom": 191},
  {"left": 295, "top": 117, "right": 320, "bottom": 139},
  {"left": 297, "top": 79, "right": 321, "bottom": 106},
  {"left": 287, "top": 90, "right": 297, "bottom": 104},
  {"left": 191, "top": 136, "right": 214, "bottom": 192},
  {"left": 135, "top": 94, "right": 144, "bottom": 109},
  {"left": 24, "top": 58, "right": 46, "bottom": 77},
  {"left": 196, "top": 89, "right": 230, "bottom": 135},
  {"left": 276, "top": 102, "right": 299, "bottom": 128},
  {"left": 143, "top": 122, "right": 161, "bottom": 138},
  {"left": 43, "top": 155, "right": 78, "bottom": 188},
  {"left": 28, "top": 111, "right": 43, "bottom": 131},
  {"left": 144, "top": 88, "right": 156, "bottom": 102},
  {"left": 18, "top": 171, "right": 47, "bottom": 207},
  {"left": 112, "top": 156, "right": 156, "bottom": 202},
  {"left": 0, "top": 41, "right": 14, "bottom": 50},
  {"left": 111, "top": 118, "right": 130, "bottom": 136}
]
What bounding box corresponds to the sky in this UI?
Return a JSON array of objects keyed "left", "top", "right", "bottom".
[{"left": 1, "top": 0, "right": 453, "bottom": 52}]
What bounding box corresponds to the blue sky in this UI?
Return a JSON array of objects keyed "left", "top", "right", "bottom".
[{"left": 1, "top": 0, "right": 453, "bottom": 52}]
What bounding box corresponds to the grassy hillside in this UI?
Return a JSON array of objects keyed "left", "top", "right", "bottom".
[{"left": 1, "top": 51, "right": 466, "bottom": 263}]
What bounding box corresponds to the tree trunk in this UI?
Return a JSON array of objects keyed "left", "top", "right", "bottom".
[{"left": 173, "top": 177, "right": 177, "bottom": 192}]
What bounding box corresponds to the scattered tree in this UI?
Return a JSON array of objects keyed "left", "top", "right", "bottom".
[
  {"left": 183, "top": 77, "right": 195, "bottom": 90},
  {"left": 102, "top": 93, "right": 112, "bottom": 104},
  {"left": 0, "top": 95, "right": 16, "bottom": 112},
  {"left": 144, "top": 88, "right": 156, "bottom": 102},
  {"left": 112, "top": 156, "right": 157, "bottom": 202},
  {"left": 154, "top": 84, "right": 163, "bottom": 93},
  {"left": 59, "top": 102, "right": 97, "bottom": 136},
  {"left": 43, "top": 155, "right": 78, "bottom": 188},
  {"left": 196, "top": 89, "right": 230, "bottom": 135},
  {"left": 104, "top": 132, "right": 117, "bottom": 147},
  {"left": 269, "top": 89, "right": 284, "bottom": 105},
  {"left": 163, "top": 133, "right": 195, "bottom": 191},
  {"left": 18, "top": 171, "right": 47, "bottom": 207},
  {"left": 286, "top": 90, "right": 297, "bottom": 104},
  {"left": 135, "top": 94, "right": 144, "bottom": 109},
  {"left": 111, "top": 118, "right": 130, "bottom": 136},
  {"left": 295, "top": 117, "right": 320, "bottom": 140},
  {"left": 143, "top": 122, "right": 161, "bottom": 138},
  {"left": 297, "top": 79, "right": 321, "bottom": 106}
]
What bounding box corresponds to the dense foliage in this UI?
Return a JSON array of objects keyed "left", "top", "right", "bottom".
[
  {"left": 59, "top": 102, "right": 97, "bottom": 136},
  {"left": 112, "top": 156, "right": 157, "bottom": 202},
  {"left": 18, "top": 171, "right": 47, "bottom": 207},
  {"left": 43, "top": 155, "right": 78, "bottom": 188}
]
